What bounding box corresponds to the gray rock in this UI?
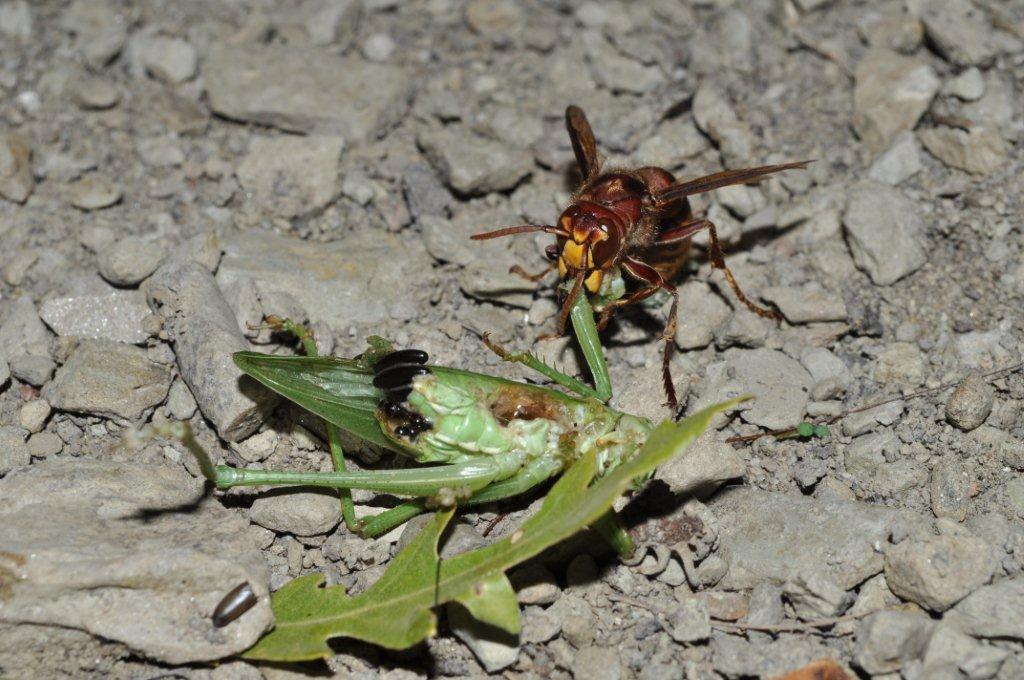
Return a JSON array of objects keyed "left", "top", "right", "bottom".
[
  {"left": 510, "top": 565, "right": 560, "bottom": 606},
  {"left": 710, "top": 634, "right": 832, "bottom": 679},
  {"left": 418, "top": 127, "right": 532, "bottom": 197},
  {"left": 135, "top": 136, "right": 185, "bottom": 168},
  {"left": 19, "top": 399, "right": 51, "bottom": 433},
  {"left": 783, "top": 567, "right": 848, "bottom": 619},
  {"left": 873, "top": 341, "right": 926, "bottom": 387},
  {"left": 236, "top": 136, "right": 344, "bottom": 219},
  {"left": 885, "top": 533, "right": 997, "bottom": 611},
  {"left": 146, "top": 260, "right": 275, "bottom": 442},
  {"left": 867, "top": 131, "right": 923, "bottom": 185},
  {"left": 919, "top": 0, "right": 997, "bottom": 67},
  {"left": 582, "top": 32, "right": 663, "bottom": 95},
  {"left": 843, "top": 181, "right": 927, "bottom": 286},
  {"left": 0, "top": 356, "right": 9, "bottom": 387},
  {"left": 665, "top": 598, "right": 710, "bottom": 643},
  {"left": 458, "top": 259, "right": 535, "bottom": 309},
  {"left": 853, "top": 609, "right": 934, "bottom": 675},
  {"left": 655, "top": 431, "right": 745, "bottom": 496},
  {"left": 230, "top": 430, "right": 277, "bottom": 463},
  {"left": 98, "top": 237, "right": 164, "bottom": 286},
  {"left": 8, "top": 353, "right": 56, "bottom": 386},
  {"left": 361, "top": 32, "right": 395, "bottom": 62},
  {"left": 845, "top": 430, "right": 900, "bottom": 480},
  {"left": 800, "top": 347, "right": 852, "bottom": 399},
  {"left": 730, "top": 348, "right": 812, "bottom": 430},
  {"left": 0, "top": 426, "right": 30, "bottom": 475},
  {"left": 59, "top": 0, "right": 126, "bottom": 67},
  {"left": 919, "top": 126, "right": 1008, "bottom": 176},
  {"left": 68, "top": 174, "right": 122, "bottom": 210},
  {"left": 933, "top": 458, "right": 970, "bottom": 522},
  {"left": 852, "top": 48, "right": 939, "bottom": 153},
  {"left": 40, "top": 291, "right": 151, "bottom": 345},
  {"left": 249, "top": 490, "right": 343, "bottom": 536},
  {"left": 70, "top": 74, "right": 119, "bottom": 110},
  {"left": 943, "top": 67, "right": 985, "bottom": 101},
  {"left": 204, "top": 46, "right": 411, "bottom": 139},
  {"left": 573, "top": 645, "right": 622, "bottom": 680},
  {"left": 710, "top": 487, "right": 928, "bottom": 590},
  {"left": 760, "top": 285, "right": 847, "bottom": 324},
  {"left": 693, "top": 83, "right": 756, "bottom": 166},
  {"left": 674, "top": 281, "right": 731, "bottom": 350},
  {"left": 0, "top": 459, "right": 271, "bottom": 662},
  {"left": 1007, "top": 478, "right": 1024, "bottom": 519},
  {"left": 216, "top": 230, "right": 428, "bottom": 328},
  {"left": 291, "top": 0, "right": 361, "bottom": 47},
  {"left": 403, "top": 163, "right": 451, "bottom": 219},
  {"left": 0, "top": 132, "right": 34, "bottom": 204},
  {"left": 27, "top": 431, "right": 63, "bottom": 458},
  {"left": 945, "top": 577, "right": 1024, "bottom": 640},
  {"left": 946, "top": 373, "right": 994, "bottom": 431},
  {"left": 857, "top": 8, "right": 924, "bottom": 53},
  {"left": 166, "top": 379, "right": 198, "bottom": 421},
  {"left": 465, "top": 0, "right": 524, "bottom": 45},
  {"left": 744, "top": 582, "right": 784, "bottom": 630},
  {"left": 923, "top": 623, "right": 1007, "bottom": 679},
  {"left": 448, "top": 603, "right": 519, "bottom": 673},
  {"left": 551, "top": 592, "right": 595, "bottom": 647},
  {"left": 0, "top": 0, "right": 32, "bottom": 39},
  {"left": 132, "top": 35, "right": 197, "bottom": 84},
  {"left": 43, "top": 341, "right": 170, "bottom": 422},
  {"left": 0, "top": 296, "right": 51, "bottom": 359}
]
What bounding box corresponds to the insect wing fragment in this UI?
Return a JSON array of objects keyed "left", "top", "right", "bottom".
[{"left": 233, "top": 352, "right": 392, "bottom": 449}]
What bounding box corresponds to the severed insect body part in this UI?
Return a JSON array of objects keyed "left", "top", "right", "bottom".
[
  {"left": 473, "top": 105, "right": 810, "bottom": 408},
  {"left": 201, "top": 347, "right": 652, "bottom": 542},
  {"left": 211, "top": 582, "right": 258, "bottom": 627}
]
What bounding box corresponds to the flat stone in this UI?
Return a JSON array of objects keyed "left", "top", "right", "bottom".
[
  {"left": 0, "top": 0, "right": 32, "bottom": 39},
  {"left": 217, "top": 230, "right": 429, "bottom": 328},
  {"left": 70, "top": 74, "right": 120, "bottom": 110},
  {"left": 68, "top": 174, "right": 122, "bottom": 210},
  {"left": 843, "top": 181, "right": 927, "bottom": 286},
  {"left": 582, "top": 32, "right": 663, "bottom": 95},
  {"left": 884, "top": 533, "right": 997, "bottom": 611},
  {"left": 135, "top": 136, "right": 185, "bottom": 168},
  {"left": 98, "top": 237, "right": 165, "bottom": 286},
  {"left": 853, "top": 609, "right": 934, "bottom": 675},
  {"left": 665, "top": 598, "right": 710, "bottom": 643},
  {"left": 710, "top": 633, "right": 832, "bottom": 679},
  {"left": 0, "top": 426, "right": 30, "bottom": 475},
  {"left": 942, "top": 67, "right": 985, "bottom": 101},
  {"left": 710, "top": 487, "right": 928, "bottom": 591},
  {"left": 857, "top": 8, "right": 924, "bottom": 53},
  {"left": 236, "top": 136, "right": 344, "bottom": 219},
  {"left": 675, "top": 281, "right": 731, "bottom": 350},
  {"left": 448, "top": 603, "right": 519, "bottom": 673},
  {"left": 919, "top": 126, "right": 1008, "bottom": 176},
  {"left": 571, "top": 645, "right": 621, "bottom": 680},
  {"left": 204, "top": 46, "right": 411, "bottom": 140},
  {"left": 761, "top": 285, "right": 847, "bottom": 323},
  {"left": 59, "top": 0, "right": 126, "bottom": 68},
  {"left": 693, "top": 82, "right": 757, "bottom": 166},
  {"left": 655, "top": 431, "right": 744, "bottom": 496},
  {"left": 146, "top": 259, "right": 276, "bottom": 442},
  {"left": 852, "top": 48, "right": 939, "bottom": 154},
  {"left": 418, "top": 126, "right": 532, "bottom": 197},
  {"left": 42, "top": 340, "right": 171, "bottom": 422},
  {"left": 19, "top": 399, "right": 51, "bottom": 433},
  {"left": 40, "top": 291, "right": 151, "bottom": 345},
  {"left": 945, "top": 577, "right": 1024, "bottom": 640},
  {"left": 249, "top": 490, "right": 343, "bottom": 536},
  {"left": 27, "top": 431, "right": 63, "bottom": 458},
  {"left": 0, "top": 132, "right": 34, "bottom": 204},
  {"left": 919, "top": 0, "right": 998, "bottom": 67},
  {"left": 729, "top": 348, "right": 812, "bottom": 430},
  {"left": 873, "top": 342, "right": 926, "bottom": 387},
  {"left": 867, "top": 131, "right": 922, "bottom": 185},
  {"left": 0, "top": 459, "right": 271, "bottom": 663},
  {"left": 0, "top": 296, "right": 51, "bottom": 359},
  {"left": 132, "top": 35, "right": 197, "bottom": 84},
  {"left": 783, "top": 567, "right": 848, "bottom": 619},
  {"left": 8, "top": 353, "right": 56, "bottom": 386}
]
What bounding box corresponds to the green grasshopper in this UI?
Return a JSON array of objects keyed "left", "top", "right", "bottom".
[{"left": 182, "top": 296, "right": 660, "bottom": 549}]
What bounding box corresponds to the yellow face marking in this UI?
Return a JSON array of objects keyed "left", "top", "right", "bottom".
[
  {"left": 584, "top": 269, "right": 603, "bottom": 293},
  {"left": 562, "top": 240, "right": 587, "bottom": 269}
]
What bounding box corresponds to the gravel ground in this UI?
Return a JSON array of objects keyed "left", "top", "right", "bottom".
[{"left": 1, "top": 0, "right": 1023, "bottom": 678}]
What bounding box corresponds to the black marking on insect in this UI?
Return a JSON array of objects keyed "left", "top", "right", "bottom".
[
  {"left": 211, "top": 582, "right": 257, "bottom": 627},
  {"left": 373, "top": 349, "right": 429, "bottom": 374}
]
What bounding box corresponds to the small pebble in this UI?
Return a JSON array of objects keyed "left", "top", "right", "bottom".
[
  {"left": 27, "top": 431, "right": 64, "bottom": 457},
  {"left": 945, "top": 373, "right": 994, "bottom": 431},
  {"left": 8, "top": 353, "right": 56, "bottom": 386},
  {"left": 71, "top": 75, "right": 120, "bottom": 110},
  {"left": 19, "top": 399, "right": 51, "bottom": 433},
  {"left": 361, "top": 33, "right": 395, "bottom": 62},
  {"left": 98, "top": 237, "right": 164, "bottom": 286},
  {"left": 68, "top": 174, "right": 122, "bottom": 210}
]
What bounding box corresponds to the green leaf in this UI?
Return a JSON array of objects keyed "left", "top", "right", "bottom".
[
  {"left": 233, "top": 352, "right": 392, "bottom": 449},
  {"left": 243, "top": 397, "right": 744, "bottom": 661}
]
